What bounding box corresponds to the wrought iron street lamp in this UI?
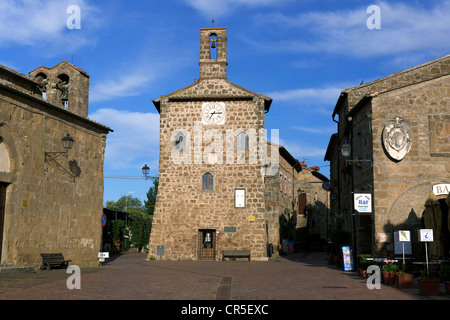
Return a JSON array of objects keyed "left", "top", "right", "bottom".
[
  {"left": 44, "top": 133, "right": 75, "bottom": 178},
  {"left": 340, "top": 142, "right": 372, "bottom": 168},
  {"left": 45, "top": 133, "right": 74, "bottom": 159},
  {"left": 142, "top": 164, "right": 150, "bottom": 179}
]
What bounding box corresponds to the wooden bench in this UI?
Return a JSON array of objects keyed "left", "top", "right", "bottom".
[
  {"left": 222, "top": 250, "right": 251, "bottom": 261},
  {"left": 40, "top": 253, "right": 72, "bottom": 270}
]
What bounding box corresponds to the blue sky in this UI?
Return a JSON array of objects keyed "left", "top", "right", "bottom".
[{"left": 1, "top": 0, "right": 449, "bottom": 205}]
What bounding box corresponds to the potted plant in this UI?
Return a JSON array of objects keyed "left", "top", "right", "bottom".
[
  {"left": 396, "top": 264, "right": 414, "bottom": 289},
  {"left": 439, "top": 264, "right": 450, "bottom": 294},
  {"left": 418, "top": 269, "right": 440, "bottom": 296},
  {"left": 357, "top": 254, "right": 372, "bottom": 278},
  {"left": 381, "top": 262, "right": 398, "bottom": 285}
]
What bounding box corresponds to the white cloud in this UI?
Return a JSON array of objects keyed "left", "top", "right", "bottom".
[
  {"left": 268, "top": 86, "right": 342, "bottom": 103},
  {"left": 267, "top": 85, "right": 350, "bottom": 115},
  {"left": 293, "top": 126, "right": 335, "bottom": 135},
  {"left": 279, "top": 138, "right": 326, "bottom": 159},
  {"left": 90, "top": 108, "right": 160, "bottom": 170},
  {"left": 254, "top": 1, "right": 450, "bottom": 58},
  {"left": 183, "top": 0, "right": 290, "bottom": 17},
  {"left": 0, "top": 0, "right": 99, "bottom": 50},
  {"left": 90, "top": 70, "right": 155, "bottom": 102}
]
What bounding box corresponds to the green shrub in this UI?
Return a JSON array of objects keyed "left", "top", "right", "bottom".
[{"left": 381, "top": 263, "right": 399, "bottom": 272}]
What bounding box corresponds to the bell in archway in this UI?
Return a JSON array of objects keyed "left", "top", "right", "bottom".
[{"left": 61, "top": 85, "right": 69, "bottom": 102}]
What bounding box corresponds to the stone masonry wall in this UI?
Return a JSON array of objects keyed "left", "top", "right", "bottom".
[
  {"left": 371, "top": 75, "right": 450, "bottom": 255},
  {"left": 0, "top": 87, "right": 107, "bottom": 268},
  {"left": 148, "top": 79, "right": 270, "bottom": 260}
]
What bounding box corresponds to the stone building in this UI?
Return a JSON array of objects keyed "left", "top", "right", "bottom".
[
  {"left": 325, "top": 55, "right": 450, "bottom": 258},
  {"left": 264, "top": 143, "right": 330, "bottom": 252},
  {"left": 147, "top": 27, "right": 275, "bottom": 261},
  {"left": 0, "top": 61, "right": 112, "bottom": 268}
]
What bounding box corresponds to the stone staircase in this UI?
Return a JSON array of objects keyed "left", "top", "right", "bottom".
[{"left": 0, "top": 263, "right": 34, "bottom": 273}]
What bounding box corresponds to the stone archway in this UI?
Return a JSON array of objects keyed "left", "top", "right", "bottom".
[{"left": 0, "top": 124, "right": 20, "bottom": 263}]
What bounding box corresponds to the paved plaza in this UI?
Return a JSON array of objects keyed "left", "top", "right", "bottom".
[{"left": 1, "top": 251, "right": 449, "bottom": 302}]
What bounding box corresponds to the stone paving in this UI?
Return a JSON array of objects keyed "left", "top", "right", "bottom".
[{"left": 0, "top": 251, "right": 449, "bottom": 302}]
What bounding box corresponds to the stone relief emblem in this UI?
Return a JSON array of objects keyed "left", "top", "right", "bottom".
[{"left": 382, "top": 116, "right": 412, "bottom": 161}]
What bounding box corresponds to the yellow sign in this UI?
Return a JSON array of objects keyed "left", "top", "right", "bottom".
[
  {"left": 22, "top": 200, "right": 28, "bottom": 208},
  {"left": 248, "top": 216, "right": 255, "bottom": 222}
]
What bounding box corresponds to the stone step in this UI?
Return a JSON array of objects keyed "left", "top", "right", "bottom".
[
  {"left": 0, "top": 265, "right": 35, "bottom": 273},
  {"left": 0, "top": 263, "right": 13, "bottom": 267}
]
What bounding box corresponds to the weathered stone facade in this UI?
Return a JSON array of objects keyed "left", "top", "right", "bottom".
[
  {"left": 326, "top": 55, "right": 450, "bottom": 258},
  {"left": 264, "top": 143, "right": 330, "bottom": 252},
  {"left": 0, "top": 62, "right": 111, "bottom": 268},
  {"left": 148, "top": 28, "right": 277, "bottom": 261}
]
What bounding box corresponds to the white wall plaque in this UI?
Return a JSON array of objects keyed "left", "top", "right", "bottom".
[{"left": 235, "top": 189, "right": 245, "bottom": 208}]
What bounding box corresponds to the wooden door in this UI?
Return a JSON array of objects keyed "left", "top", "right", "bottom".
[
  {"left": 198, "top": 229, "right": 216, "bottom": 260},
  {"left": 0, "top": 183, "right": 7, "bottom": 260}
]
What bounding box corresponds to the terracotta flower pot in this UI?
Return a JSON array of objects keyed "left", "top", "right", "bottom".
[
  {"left": 382, "top": 271, "right": 396, "bottom": 285},
  {"left": 396, "top": 273, "right": 414, "bottom": 289},
  {"left": 418, "top": 279, "right": 440, "bottom": 296}
]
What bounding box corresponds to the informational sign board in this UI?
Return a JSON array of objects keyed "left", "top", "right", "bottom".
[
  {"left": 419, "top": 229, "right": 434, "bottom": 242},
  {"left": 342, "top": 246, "right": 354, "bottom": 271},
  {"left": 394, "top": 231, "right": 411, "bottom": 255},
  {"left": 398, "top": 230, "right": 410, "bottom": 242},
  {"left": 98, "top": 252, "right": 109, "bottom": 259},
  {"left": 224, "top": 226, "right": 236, "bottom": 233},
  {"left": 354, "top": 193, "right": 372, "bottom": 213}
]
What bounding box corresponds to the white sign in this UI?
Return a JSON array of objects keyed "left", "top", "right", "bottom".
[
  {"left": 398, "top": 230, "right": 410, "bottom": 242},
  {"left": 98, "top": 252, "right": 109, "bottom": 259},
  {"left": 419, "top": 229, "right": 434, "bottom": 242},
  {"left": 432, "top": 184, "right": 450, "bottom": 196},
  {"left": 235, "top": 189, "right": 245, "bottom": 208},
  {"left": 354, "top": 193, "right": 372, "bottom": 213}
]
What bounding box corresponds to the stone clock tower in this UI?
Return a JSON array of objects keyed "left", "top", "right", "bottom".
[{"left": 147, "top": 28, "right": 274, "bottom": 261}]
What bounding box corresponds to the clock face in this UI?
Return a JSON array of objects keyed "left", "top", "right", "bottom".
[{"left": 202, "top": 102, "right": 226, "bottom": 125}]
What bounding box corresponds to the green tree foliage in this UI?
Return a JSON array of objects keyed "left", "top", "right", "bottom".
[
  {"left": 128, "top": 211, "right": 152, "bottom": 250},
  {"left": 144, "top": 178, "right": 159, "bottom": 215},
  {"left": 106, "top": 195, "right": 151, "bottom": 251},
  {"left": 106, "top": 195, "right": 144, "bottom": 213}
]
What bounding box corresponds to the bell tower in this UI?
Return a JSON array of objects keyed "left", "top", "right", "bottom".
[
  {"left": 29, "top": 61, "right": 90, "bottom": 118},
  {"left": 199, "top": 28, "right": 227, "bottom": 80}
]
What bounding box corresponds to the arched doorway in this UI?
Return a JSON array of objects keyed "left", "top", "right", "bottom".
[{"left": 0, "top": 182, "right": 7, "bottom": 260}]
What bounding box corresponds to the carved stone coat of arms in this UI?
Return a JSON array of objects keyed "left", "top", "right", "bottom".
[{"left": 382, "top": 117, "right": 412, "bottom": 161}]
